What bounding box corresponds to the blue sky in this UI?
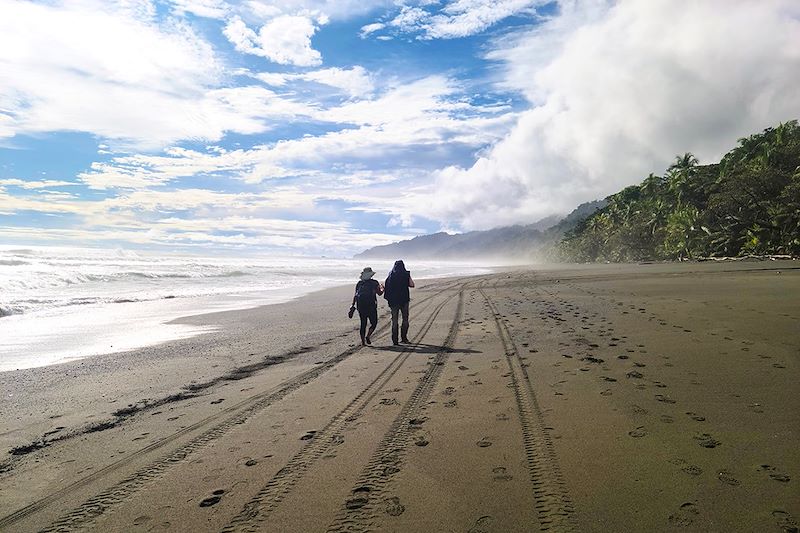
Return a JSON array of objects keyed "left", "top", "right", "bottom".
[{"left": 1, "top": 0, "right": 798, "bottom": 256}]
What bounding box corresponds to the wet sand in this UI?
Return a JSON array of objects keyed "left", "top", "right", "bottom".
[{"left": 0, "top": 262, "right": 798, "bottom": 532}]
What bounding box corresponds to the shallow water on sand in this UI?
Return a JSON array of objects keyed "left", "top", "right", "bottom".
[{"left": 0, "top": 247, "right": 489, "bottom": 371}]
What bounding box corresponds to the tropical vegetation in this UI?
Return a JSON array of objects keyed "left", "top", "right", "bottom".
[{"left": 559, "top": 120, "right": 800, "bottom": 261}]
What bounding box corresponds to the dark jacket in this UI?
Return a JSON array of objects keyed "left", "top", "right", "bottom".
[{"left": 384, "top": 260, "right": 411, "bottom": 308}]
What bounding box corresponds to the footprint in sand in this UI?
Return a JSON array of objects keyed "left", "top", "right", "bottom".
[
  {"left": 669, "top": 457, "right": 703, "bottom": 476},
  {"left": 244, "top": 459, "right": 258, "bottom": 467},
  {"left": 476, "top": 438, "right": 493, "bottom": 448},
  {"left": 468, "top": 515, "right": 494, "bottom": 533},
  {"left": 492, "top": 466, "right": 513, "bottom": 481},
  {"left": 199, "top": 489, "right": 225, "bottom": 508},
  {"left": 346, "top": 486, "right": 371, "bottom": 510},
  {"left": 444, "top": 399, "right": 457, "bottom": 408},
  {"left": 686, "top": 412, "right": 706, "bottom": 422},
  {"left": 300, "top": 430, "right": 317, "bottom": 441},
  {"left": 660, "top": 415, "right": 674, "bottom": 424},
  {"left": 772, "top": 510, "right": 799, "bottom": 533},
  {"left": 760, "top": 464, "right": 791, "bottom": 483},
  {"left": 668, "top": 502, "right": 699, "bottom": 527},
  {"left": 655, "top": 394, "right": 676, "bottom": 404},
  {"left": 694, "top": 433, "right": 721, "bottom": 449},
  {"left": 132, "top": 515, "right": 151, "bottom": 526},
  {"left": 679, "top": 463, "right": 703, "bottom": 476},
  {"left": 210, "top": 398, "right": 224, "bottom": 404},
  {"left": 717, "top": 470, "right": 740, "bottom": 486},
  {"left": 384, "top": 496, "right": 405, "bottom": 516},
  {"left": 628, "top": 427, "right": 647, "bottom": 438},
  {"left": 414, "top": 435, "right": 430, "bottom": 447}
]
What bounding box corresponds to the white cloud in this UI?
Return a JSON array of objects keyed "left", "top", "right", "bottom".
[
  {"left": 426, "top": 0, "right": 543, "bottom": 39},
  {"left": 169, "top": 0, "right": 229, "bottom": 19},
  {"left": 253, "top": 66, "right": 374, "bottom": 98},
  {"left": 389, "top": 6, "right": 430, "bottom": 32},
  {"left": 76, "top": 74, "right": 516, "bottom": 189},
  {"left": 378, "top": 0, "right": 545, "bottom": 39},
  {"left": 359, "top": 22, "right": 385, "bottom": 38},
  {"left": 241, "top": 0, "right": 392, "bottom": 22},
  {"left": 0, "top": 0, "right": 276, "bottom": 148},
  {"left": 428, "top": 0, "right": 800, "bottom": 230},
  {"left": 223, "top": 14, "right": 324, "bottom": 66},
  {"left": 0, "top": 178, "right": 78, "bottom": 189}
]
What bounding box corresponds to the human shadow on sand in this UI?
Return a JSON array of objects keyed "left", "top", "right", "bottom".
[{"left": 374, "top": 343, "right": 482, "bottom": 355}]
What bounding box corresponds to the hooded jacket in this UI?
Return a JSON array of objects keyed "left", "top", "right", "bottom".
[{"left": 383, "top": 260, "right": 411, "bottom": 308}]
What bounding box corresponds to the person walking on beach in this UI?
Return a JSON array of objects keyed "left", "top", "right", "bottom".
[
  {"left": 352, "top": 267, "right": 383, "bottom": 346},
  {"left": 383, "top": 260, "right": 415, "bottom": 345}
]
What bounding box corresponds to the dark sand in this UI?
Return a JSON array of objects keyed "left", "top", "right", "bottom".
[{"left": 0, "top": 262, "right": 797, "bottom": 532}]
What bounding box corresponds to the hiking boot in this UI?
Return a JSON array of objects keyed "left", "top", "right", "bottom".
[
  {"left": 401, "top": 337, "right": 410, "bottom": 344},
  {"left": 365, "top": 336, "right": 372, "bottom": 345}
]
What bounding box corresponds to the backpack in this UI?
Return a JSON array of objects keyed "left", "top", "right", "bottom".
[{"left": 356, "top": 280, "right": 377, "bottom": 304}]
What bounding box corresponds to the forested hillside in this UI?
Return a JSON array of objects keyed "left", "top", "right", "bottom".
[{"left": 560, "top": 121, "right": 800, "bottom": 261}]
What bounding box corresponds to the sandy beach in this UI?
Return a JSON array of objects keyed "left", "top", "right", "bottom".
[{"left": 0, "top": 262, "right": 798, "bottom": 532}]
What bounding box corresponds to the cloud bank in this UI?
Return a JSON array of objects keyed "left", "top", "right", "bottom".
[{"left": 430, "top": 0, "right": 800, "bottom": 229}]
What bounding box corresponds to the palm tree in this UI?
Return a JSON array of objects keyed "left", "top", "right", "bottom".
[{"left": 667, "top": 152, "right": 699, "bottom": 206}]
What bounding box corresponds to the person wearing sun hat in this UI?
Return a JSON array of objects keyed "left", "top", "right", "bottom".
[{"left": 351, "top": 267, "right": 383, "bottom": 346}]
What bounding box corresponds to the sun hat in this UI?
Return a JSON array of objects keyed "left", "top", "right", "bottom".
[{"left": 360, "top": 267, "right": 375, "bottom": 280}]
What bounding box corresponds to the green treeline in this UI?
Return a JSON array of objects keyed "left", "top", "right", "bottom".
[{"left": 559, "top": 120, "right": 800, "bottom": 261}]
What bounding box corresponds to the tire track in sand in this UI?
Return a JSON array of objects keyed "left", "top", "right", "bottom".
[
  {"left": 1, "top": 282, "right": 463, "bottom": 532},
  {"left": 323, "top": 288, "right": 464, "bottom": 533},
  {"left": 220, "top": 284, "right": 465, "bottom": 533},
  {"left": 480, "top": 287, "right": 577, "bottom": 532}
]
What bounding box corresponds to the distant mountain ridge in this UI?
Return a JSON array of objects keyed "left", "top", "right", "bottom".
[{"left": 354, "top": 202, "right": 605, "bottom": 261}]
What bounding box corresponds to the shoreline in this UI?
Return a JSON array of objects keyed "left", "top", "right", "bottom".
[{"left": 1, "top": 262, "right": 797, "bottom": 532}]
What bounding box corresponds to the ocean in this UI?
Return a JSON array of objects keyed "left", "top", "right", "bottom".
[{"left": 0, "top": 246, "right": 489, "bottom": 372}]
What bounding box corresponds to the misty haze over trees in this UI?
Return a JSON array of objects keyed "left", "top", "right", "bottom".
[
  {"left": 358, "top": 121, "right": 800, "bottom": 263},
  {"left": 561, "top": 121, "right": 800, "bottom": 261}
]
